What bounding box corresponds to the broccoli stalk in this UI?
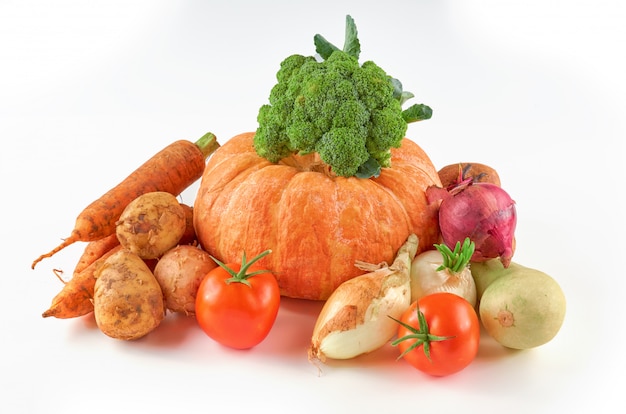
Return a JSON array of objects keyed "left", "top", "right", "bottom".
[{"left": 254, "top": 15, "right": 432, "bottom": 179}]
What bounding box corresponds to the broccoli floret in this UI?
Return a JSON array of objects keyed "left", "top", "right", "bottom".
[
  {"left": 316, "top": 127, "right": 370, "bottom": 177},
  {"left": 367, "top": 105, "right": 408, "bottom": 167},
  {"left": 253, "top": 15, "right": 432, "bottom": 178}
]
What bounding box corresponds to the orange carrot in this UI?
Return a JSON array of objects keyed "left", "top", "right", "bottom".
[
  {"left": 32, "top": 132, "right": 219, "bottom": 269},
  {"left": 42, "top": 245, "right": 124, "bottom": 319},
  {"left": 42, "top": 203, "right": 198, "bottom": 318},
  {"left": 72, "top": 233, "right": 120, "bottom": 275},
  {"left": 178, "top": 203, "right": 197, "bottom": 246}
]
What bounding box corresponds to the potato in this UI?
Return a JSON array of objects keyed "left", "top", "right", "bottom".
[
  {"left": 94, "top": 249, "right": 165, "bottom": 340},
  {"left": 153, "top": 245, "right": 217, "bottom": 314},
  {"left": 116, "top": 191, "right": 186, "bottom": 259}
]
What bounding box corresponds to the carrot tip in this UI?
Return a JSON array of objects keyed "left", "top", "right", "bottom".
[{"left": 32, "top": 236, "right": 79, "bottom": 269}]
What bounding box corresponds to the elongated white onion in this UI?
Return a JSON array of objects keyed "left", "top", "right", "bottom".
[{"left": 308, "top": 234, "right": 418, "bottom": 362}]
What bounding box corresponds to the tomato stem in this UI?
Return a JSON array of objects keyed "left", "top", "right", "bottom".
[
  {"left": 390, "top": 304, "right": 455, "bottom": 362},
  {"left": 210, "top": 250, "right": 273, "bottom": 287}
]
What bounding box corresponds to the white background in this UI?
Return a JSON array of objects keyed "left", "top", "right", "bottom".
[{"left": 2, "top": 1, "right": 624, "bottom": 413}]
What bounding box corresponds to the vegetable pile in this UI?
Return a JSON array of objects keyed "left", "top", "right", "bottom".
[
  {"left": 193, "top": 17, "right": 441, "bottom": 301},
  {"left": 33, "top": 15, "right": 566, "bottom": 376}
]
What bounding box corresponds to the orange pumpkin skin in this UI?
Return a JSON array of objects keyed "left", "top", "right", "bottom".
[{"left": 193, "top": 132, "right": 442, "bottom": 301}]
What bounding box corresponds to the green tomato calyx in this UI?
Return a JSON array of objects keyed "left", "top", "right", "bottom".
[
  {"left": 390, "top": 304, "right": 454, "bottom": 362},
  {"left": 210, "top": 250, "right": 273, "bottom": 287}
]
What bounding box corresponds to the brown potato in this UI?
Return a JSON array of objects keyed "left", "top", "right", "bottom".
[
  {"left": 153, "top": 245, "right": 217, "bottom": 315},
  {"left": 116, "top": 191, "right": 186, "bottom": 259},
  {"left": 438, "top": 162, "right": 501, "bottom": 188},
  {"left": 94, "top": 249, "right": 165, "bottom": 340}
]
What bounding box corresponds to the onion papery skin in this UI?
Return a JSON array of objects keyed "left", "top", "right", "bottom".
[{"left": 434, "top": 183, "right": 516, "bottom": 267}]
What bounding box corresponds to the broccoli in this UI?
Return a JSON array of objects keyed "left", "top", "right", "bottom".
[{"left": 253, "top": 15, "right": 432, "bottom": 178}]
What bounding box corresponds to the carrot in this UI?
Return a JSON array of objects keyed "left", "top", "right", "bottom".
[
  {"left": 178, "top": 203, "right": 197, "bottom": 246},
  {"left": 32, "top": 132, "right": 220, "bottom": 269},
  {"left": 42, "top": 202, "right": 198, "bottom": 318},
  {"left": 42, "top": 245, "right": 124, "bottom": 319},
  {"left": 72, "top": 233, "right": 120, "bottom": 275}
]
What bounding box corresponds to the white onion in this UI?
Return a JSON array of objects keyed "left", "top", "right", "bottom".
[
  {"left": 308, "top": 234, "right": 419, "bottom": 362},
  {"left": 410, "top": 239, "right": 477, "bottom": 307}
]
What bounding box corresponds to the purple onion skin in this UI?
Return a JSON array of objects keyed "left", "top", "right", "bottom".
[{"left": 437, "top": 183, "right": 516, "bottom": 267}]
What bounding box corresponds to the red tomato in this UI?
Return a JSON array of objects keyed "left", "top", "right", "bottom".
[
  {"left": 393, "top": 292, "right": 480, "bottom": 376},
  {"left": 195, "top": 250, "right": 280, "bottom": 349}
]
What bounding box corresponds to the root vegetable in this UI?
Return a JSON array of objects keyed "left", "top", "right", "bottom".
[
  {"left": 178, "top": 204, "right": 197, "bottom": 246},
  {"left": 93, "top": 249, "right": 165, "bottom": 340},
  {"left": 478, "top": 260, "right": 566, "bottom": 349},
  {"left": 73, "top": 233, "right": 120, "bottom": 275},
  {"left": 116, "top": 192, "right": 187, "bottom": 259},
  {"left": 308, "top": 234, "right": 418, "bottom": 362},
  {"left": 153, "top": 245, "right": 217, "bottom": 314},
  {"left": 32, "top": 132, "right": 220, "bottom": 269},
  {"left": 43, "top": 197, "right": 194, "bottom": 320},
  {"left": 42, "top": 245, "right": 124, "bottom": 319}
]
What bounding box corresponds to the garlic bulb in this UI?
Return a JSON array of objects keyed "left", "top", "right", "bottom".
[{"left": 308, "top": 234, "right": 418, "bottom": 362}]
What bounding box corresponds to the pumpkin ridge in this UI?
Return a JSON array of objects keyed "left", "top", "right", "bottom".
[
  {"left": 367, "top": 177, "right": 413, "bottom": 235},
  {"left": 273, "top": 169, "right": 339, "bottom": 298},
  {"left": 194, "top": 132, "right": 442, "bottom": 300}
]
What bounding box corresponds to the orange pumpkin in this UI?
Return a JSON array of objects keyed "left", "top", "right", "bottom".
[{"left": 193, "top": 132, "right": 441, "bottom": 300}]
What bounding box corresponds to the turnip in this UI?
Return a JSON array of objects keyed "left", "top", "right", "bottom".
[{"left": 478, "top": 262, "right": 566, "bottom": 349}]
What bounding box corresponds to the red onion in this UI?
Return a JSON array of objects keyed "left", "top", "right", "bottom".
[{"left": 427, "top": 180, "right": 517, "bottom": 267}]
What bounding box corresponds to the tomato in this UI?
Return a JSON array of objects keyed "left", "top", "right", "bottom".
[
  {"left": 195, "top": 250, "right": 280, "bottom": 349},
  {"left": 392, "top": 292, "right": 480, "bottom": 376}
]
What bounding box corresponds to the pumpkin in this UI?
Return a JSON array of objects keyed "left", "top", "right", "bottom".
[{"left": 193, "top": 132, "right": 442, "bottom": 301}]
